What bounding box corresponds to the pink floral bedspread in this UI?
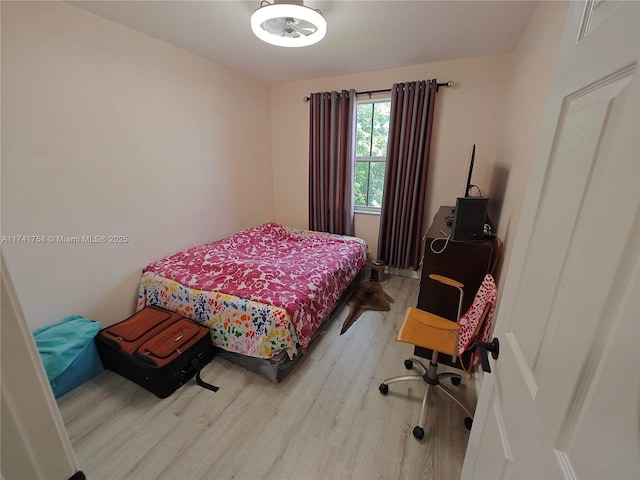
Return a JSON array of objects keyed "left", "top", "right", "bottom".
[{"left": 138, "top": 223, "right": 367, "bottom": 358}]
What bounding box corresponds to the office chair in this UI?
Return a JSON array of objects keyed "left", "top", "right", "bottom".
[{"left": 379, "top": 273, "right": 497, "bottom": 440}]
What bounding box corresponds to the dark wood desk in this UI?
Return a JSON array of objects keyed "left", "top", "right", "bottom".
[{"left": 415, "top": 205, "right": 496, "bottom": 368}]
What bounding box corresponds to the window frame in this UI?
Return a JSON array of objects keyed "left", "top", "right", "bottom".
[{"left": 354, "top": 97, "right": 391, "bottom": 215}]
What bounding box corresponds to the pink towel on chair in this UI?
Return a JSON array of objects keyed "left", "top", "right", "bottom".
[{"left": 457, "top": 274, "right": 498, "bottom": 368}]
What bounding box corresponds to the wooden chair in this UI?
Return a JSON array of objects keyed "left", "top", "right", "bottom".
[{"left": 379, "top": 274, "right": 497, "bottom": 440}]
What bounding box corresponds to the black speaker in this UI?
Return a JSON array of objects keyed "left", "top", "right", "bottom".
[{"left": 451, "top": 197, "right": 488, "bottom": 241}]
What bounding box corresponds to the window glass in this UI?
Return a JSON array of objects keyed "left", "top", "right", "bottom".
[{"left": 355, "top": 100, "right": 390, "bottom": 211}]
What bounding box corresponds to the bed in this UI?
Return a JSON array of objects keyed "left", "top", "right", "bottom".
[{"left": 137, "top": 223, "right": 368, "bottom": 382}]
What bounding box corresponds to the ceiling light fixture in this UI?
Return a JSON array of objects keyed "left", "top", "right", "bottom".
[{"left": 251, "top": 0, "right": 327, "bottom": 48}]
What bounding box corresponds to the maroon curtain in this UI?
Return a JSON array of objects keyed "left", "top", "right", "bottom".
[
  {"left": 377, "top": 80, "right": 438, "bottom": 269},
  {"left": 308, "top": 90, "right": 356, "bottom": 235}
]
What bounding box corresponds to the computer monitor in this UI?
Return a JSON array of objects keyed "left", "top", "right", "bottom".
[
  {"left": 464, "top": 144, "right": 476, "bottom": 197},
  {"left": 451, "top": 197, "right": 488, "bottom": 241}
]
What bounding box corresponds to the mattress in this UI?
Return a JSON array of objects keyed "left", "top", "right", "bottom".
[{"left": 137, "top": 223, "right": 367, "bottom": 362}]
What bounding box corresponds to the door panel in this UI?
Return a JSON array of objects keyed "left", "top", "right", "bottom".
[
  {"left": 535, "top": 67, "right": 638, "bottom": 443},
  {"left": 510, "top": 76, "right": 619, "bottom": 366},
  {"left": 568, "top": 263, "right": 639, "bottom": 478},
  {"left": 471, "top": 381, "right": 513, "bottom": 479}
]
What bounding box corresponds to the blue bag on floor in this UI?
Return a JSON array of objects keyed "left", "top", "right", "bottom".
[{"left": 33, "top": 315, "right": 103, "bottom": 399}]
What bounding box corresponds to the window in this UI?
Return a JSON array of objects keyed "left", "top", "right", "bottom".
[{"left": 354, "top": 100, "right": 391, "bottom": 213}]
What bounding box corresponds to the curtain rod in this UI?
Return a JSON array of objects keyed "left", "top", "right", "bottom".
[{"left": 303, "top": 80, "right": 453, "bottom": 102}]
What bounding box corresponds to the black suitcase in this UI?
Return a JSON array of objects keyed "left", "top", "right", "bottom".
[{"left": 96, "top": 306, "right": 218, "bottom": 398}]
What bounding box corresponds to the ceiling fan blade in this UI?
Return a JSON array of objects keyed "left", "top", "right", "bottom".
[
  {"left": 295, "top": 19, "right": 317, "bottom": 31},
  {"left": 261, "top": 17, "right": 286, "bottom": 35}
]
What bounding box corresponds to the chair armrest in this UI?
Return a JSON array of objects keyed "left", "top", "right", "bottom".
[{"left": 428, "top": 274, "right": 464, "bottom": 289}]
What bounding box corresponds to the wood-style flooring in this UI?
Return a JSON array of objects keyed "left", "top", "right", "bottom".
[{"left": 58, "top": 275, "right": 476, "bottom": 480}]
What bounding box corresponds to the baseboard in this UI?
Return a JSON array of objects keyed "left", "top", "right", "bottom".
[{"left": 387, "top": 266, "right": 421, "bottom": 279}]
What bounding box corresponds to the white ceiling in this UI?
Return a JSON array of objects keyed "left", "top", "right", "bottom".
[{"left": 70, "top": 0, "right": 539, "bottom": 85}]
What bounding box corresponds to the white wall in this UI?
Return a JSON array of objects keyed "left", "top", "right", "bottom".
[
  {"left": 269, "top": 55, "right": 513, "bottom": 257},
  {"left": 1, "top": 2, "right": 275, "bottom": 330},
  {"left": 487, "top": 0, "right": 569, "bottom": 286}
]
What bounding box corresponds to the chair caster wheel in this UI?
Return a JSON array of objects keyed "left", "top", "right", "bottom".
[
  {"left": 451, "top": 377, "right": 461, "bottom": 386},
  {"left": 412, "top": 426, "right": 424, "bottom": 440},
  {"left": 464, "top": 417, "right": 473, "bottom": 430},
  {"left": 404, "top": 359, "right": 413, "bottom": 370},
  {"left": 379, "top": 383, "right": 389, "bottom": 395}
]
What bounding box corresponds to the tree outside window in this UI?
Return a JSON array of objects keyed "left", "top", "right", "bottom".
[{"left": 354, "top": 100, "right": 391, "bottom": 212}]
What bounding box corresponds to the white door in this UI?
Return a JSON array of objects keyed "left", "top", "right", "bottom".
[
  {"left": 1, "top": 254, "right": 80, "bottom": 479},
  {"left": 462, "top": 1, "right": 639, "bottom": 478}
]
